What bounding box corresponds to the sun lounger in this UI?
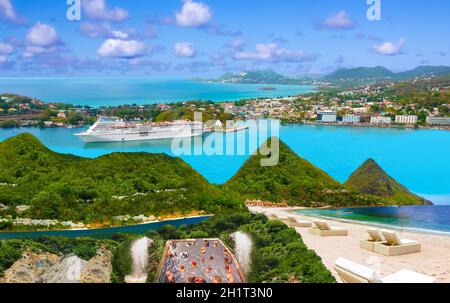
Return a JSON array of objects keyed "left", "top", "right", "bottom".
[
  {"left": 379, "top": 269, "right": 436, "bottom": 283},
  {"left": 287, "top": 216, "right": 312, "bottom": 228},
  {"left": 360, "top": 228, "right": 386, "bottom": 251},
  {"left": 334, "top": 257, "right": 379, "bottom": 283},
  {"left": 373, "top": 230, "right": 421, "bottom": 256},
  {"left": 308, "top": 220, "right": 348, "bottom": 237},
  {"left": 334, "top": 258, "right": 435, "bottom": 283},
  {"left": 268, "top": 213, "right": 279, "bottom": 219},
  {"left": 268, "top": 213, "right": 288, "bottom": 222}
]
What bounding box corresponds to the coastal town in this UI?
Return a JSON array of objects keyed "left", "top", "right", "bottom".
[{"left": 1, "top": 76, "right": 449, "bottom": 130}]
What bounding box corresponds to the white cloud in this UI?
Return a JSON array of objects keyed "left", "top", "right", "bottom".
[
  {"left": 373, "top": 38, "right": 406, "bottom": 56},
  {"left": 83, "top": 0, "right": 128, "bottom": 22},
  {"left": 227, "top": 38, "right": 246, "bottom": 50},
  {"left": 0, "top": 43, "right": 14, "bottom": 54},
  {"left": 26, "top": 23, "right": 60, "bottom": 47},
  {"left": 111, "top": 30, "right": 128, "bottom": 39},
  {"left": 174, "top": 42, "right": 196, "bottom": 58},
  {"left": 79, "top": 22, "right": 112, "bottom": 38},
  {"left": 97, "top": 39, "right": 146, "bottom": 58},
  {"left": 235, "top": 43, "right": 315, "bottom": 62},
  {"left": 0, "top": 0, "right": 25, "bottom": 24},
  {"left": 320, "top": 11, "right": 355, "bottom": 30},
  {"left": 22, "top": 23, "right": 61, "bottom": 58},
  {"left": 175, "top": 0, "right": 212, "bottom": 27}
]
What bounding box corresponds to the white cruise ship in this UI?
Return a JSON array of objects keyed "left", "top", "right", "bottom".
[{"left": 75, "top": 117, "right": 204, "bottom": 143}]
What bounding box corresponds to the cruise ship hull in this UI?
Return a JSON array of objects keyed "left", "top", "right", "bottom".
[
  {"left": 76, "top": 130, "right": 203, "bottom": 143},
  {"left": 75, "top": 119, "right": 204, "bottom": 143}
]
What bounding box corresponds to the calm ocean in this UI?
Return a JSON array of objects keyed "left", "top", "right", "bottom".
[
  {"left": 0, "top": 78, "right": 312, "bottom": 106},
  {"left": 0, "top": 124, "right": 449, "bottom": 205},
  {"left": 296, "top": 206, "right": 450, "bottom": 234}
]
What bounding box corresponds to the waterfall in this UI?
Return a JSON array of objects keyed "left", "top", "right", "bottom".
[
  {"left": 125, "top": 237, "right": 153, "bottom": 283},
  {"left": 233, "top": 232, "right": 253, "bottom": 274}
]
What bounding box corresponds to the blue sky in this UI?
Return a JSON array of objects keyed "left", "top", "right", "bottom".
[{"left": 0, "top": 0, "right": 449, "bottom": 76}]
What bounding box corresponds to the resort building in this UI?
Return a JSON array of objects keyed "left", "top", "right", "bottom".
[
  {"left": 317, "top": 111, "right": 337, "bottom": 123},
  {"left": 342, "top": 114, "right": 361, "bottom": 124},
  {"left": 426, "top": 116, "right": 450, "bottom": 125},
  {"left": 370, "top": 116, "right": 392, "bottom": 125},
  {"left": 395, "top": 115, "right": 418, "bottom": 124}
]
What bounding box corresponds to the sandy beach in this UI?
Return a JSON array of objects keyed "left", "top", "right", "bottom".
[{"left": 249, "top": 206, "right": 450, "bottom": 283}]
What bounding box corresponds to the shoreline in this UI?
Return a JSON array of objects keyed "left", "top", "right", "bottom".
[
  {"left": 0, "top": 214, "right": 213, "bottom": 236},
  {"left": 249, "top": 206, "right": 450, "bottom": 283},
  {"left": 281, "top": 120, "right": 450, "bottom": 132},
  {"left": 294, "top": 209, "right": 450, "bottom": 237},
  {"left": 3, "top": 118, "right": 449, "bottom": 132}
]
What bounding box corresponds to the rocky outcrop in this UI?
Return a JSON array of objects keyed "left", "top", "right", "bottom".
[
  {"left": 0, "top": 251, "right": 62, "bottom": 283},
  {"left": 80, "top": 248, "right": 113, "bottom": 283},
  {"left": 1, "top": 248, "right": 112, "bottom": 283}
]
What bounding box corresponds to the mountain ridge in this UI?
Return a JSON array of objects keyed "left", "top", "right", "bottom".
[
  {"left": 203, "top": 66, "right": 450, "bottom": 85},
  {"left": 324, "top": 65, "right": 450, "bottom": 82},
  {"left": 344, "top": 158, "right": 432, "bottom": 205},
  {"left": 0, "top": 133, "right": 242, "bottom": 223},
  {"left": 0, "top": 134, "right": 431, "bottom": 227}
]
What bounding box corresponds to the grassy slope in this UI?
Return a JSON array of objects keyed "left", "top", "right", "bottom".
[
  {"left": 0, "top": 133, "right": 242, "bottom": 223},
  {"left": 344, "top": 159, "right": 431, "bottom": 205},
  {"left": 224, "top": 138, "right": 376, "bottom": 207}
]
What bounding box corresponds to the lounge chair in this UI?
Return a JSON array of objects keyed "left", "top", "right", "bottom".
[
  {"left": 268, "top": 213, "right": 279, "bottom": 219},
  {"left": 373, "top": 230, "right": 421, "bottom": 256},
  {"left": 268, "top": 213, "right": 288, "bottom": 222},
  {"left": 360, "top": 228, "right": 386, "bottom": 251},
  {"left": 308, "top": 220, "right": 348, "bottom": 237},
  {"left": 287, "top": 216, "right": 312, "bottom": 228},
  {"left": 334, "top": 258, "right": 435, "bottom": 283}
]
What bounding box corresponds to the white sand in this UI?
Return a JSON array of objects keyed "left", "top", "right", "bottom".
[{"left": 249, "top": 206, "right": 450, "bottom": 283}]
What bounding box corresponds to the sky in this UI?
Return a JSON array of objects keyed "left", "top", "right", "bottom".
[{"left": 0, "top": 0, "right": 449, "bottom": 77}]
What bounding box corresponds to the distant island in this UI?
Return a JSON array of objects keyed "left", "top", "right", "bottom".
[
  {"left": 197, "top": 70, "right": 309, "bottom": 85},
  {"left": 198, "top": 66, "right": 450, "bottom": 86}
]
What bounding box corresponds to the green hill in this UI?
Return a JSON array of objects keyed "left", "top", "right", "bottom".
[
  {"left": 324, "top": 65, "right": 450, "bottom": 83},
  {"left": 396, "top": 65, "right": 450, "bottom": 80},
  {"left": 0, "top": 134, "right": 242, "bottom": 223},
  {"left": 224, "top": 138, "right": 376, "bottom": 207},
  {"left": 344, "top": 159, "right": 431, "bottom": 205},
  {"left": 324, "top": 66, "right": 395, "bottom": 81}
]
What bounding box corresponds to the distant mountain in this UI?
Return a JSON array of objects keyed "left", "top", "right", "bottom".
[
  {"left": 0, "top": 133, "right": 242, "bottom": 223},
  {"left": 324, "top": 65, "right": 450, "bottom": 83},
  {"left": 395, "top": 66, "right": 450, "bottom": 80},
  {"left": 324, "top": 66, "right": 395, "bottom": 81},
  {"left": 224, "top": 138, "right": 379, "bottom": 207},
  {"left": 203, "top": 70, "right": 303, "bottom": 85},
  {"left": 344, "top": 159, "right": 432, "bottom": 205}
]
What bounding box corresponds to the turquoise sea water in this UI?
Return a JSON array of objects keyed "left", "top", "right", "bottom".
[
  {"left": 0, "top": 123, "right": 449, "bottom": 205},
  {"left": 0, "top": 78, "right": 312, "bottom": 106},
  {"left": 296, "top": 206, "right": 450, "bottom": 234}
]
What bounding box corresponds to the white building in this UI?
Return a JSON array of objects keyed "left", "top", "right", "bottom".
[
  {"left": 395, "top": 115, "right": 418, "bottom": 124},
  {"left": 370, "top": 116, "right": 392, "bottom": 125},
  {"left": 317, "top": 111, "right": 337, "bottom": 123},
  {"left": 427, "top": 116, "right": 450, "bottom": 125},
  {"left": 342, "top": 114, "right": 361, "bottom": 124}
]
